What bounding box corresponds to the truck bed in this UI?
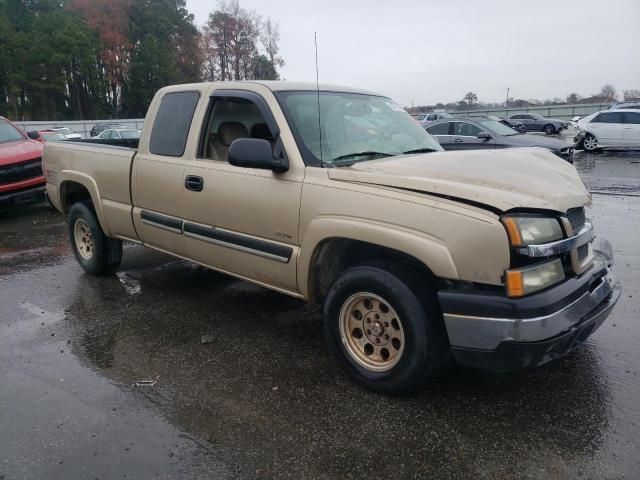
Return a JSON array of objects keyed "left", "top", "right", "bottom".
[{"left": 44, "top": 140, "right": 138, "bottom": 241}]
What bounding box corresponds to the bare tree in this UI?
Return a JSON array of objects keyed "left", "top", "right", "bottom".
[
  {"left": 463, "top": 92, "right": 478, "bottom": 108},
  {"left": 261, "top": 17, "right": 284, "bottom": 70},
  {"left": 600, "top": 84, "right": 617, "bottom": 101},
  {"left": 566, "top": 92, "right": 581, "bottom": 104},
  {"left": 623, "top": 89, "right": 640, "bottom": 101}
]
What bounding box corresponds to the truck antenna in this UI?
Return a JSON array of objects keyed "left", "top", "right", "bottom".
[{"left": 314, "top": 32, "right": 324, "bottom": 165}]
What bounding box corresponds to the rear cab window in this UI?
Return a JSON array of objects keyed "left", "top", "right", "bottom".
[{"left": 150, "top": 91, "right": 200, "bottom": 157}]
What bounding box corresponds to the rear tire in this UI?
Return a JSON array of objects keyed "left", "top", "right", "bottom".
[
  {"left": 68, "top": 202, "right": 122, "bottom": 275},
  {"left": 323, "top": 261, "right": 449, "bottom": 395},
  {"left": 544, "top": 124, "right": 556, "bottom": 135}
]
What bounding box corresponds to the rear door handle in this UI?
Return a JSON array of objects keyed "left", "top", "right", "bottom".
[
  {"left": 453, "top": 138, "right": 464, "bottom": 143},
  {"left": 185, "top": 175, "right": 204, "bottom": 192}
]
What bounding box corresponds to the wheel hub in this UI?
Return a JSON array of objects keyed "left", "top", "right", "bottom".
[
  {"left": 74, "top": 219, "right": 94, "bottom": 260},
  {"left": 339, "top": 292, "right": 405, "bottom": 372}
]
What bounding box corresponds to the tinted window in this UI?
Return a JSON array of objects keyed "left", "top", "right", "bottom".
[
  {"left": 426, "top": 114, "right": 436, "bottom": 121},
  {"left": 592, "top": 112, "right": 623, "bottom": 124},
  {"left": 427, "top": 122, "right": 450, "bottom": 135},
  {"left": 453, "top": 122, "right": 482, "bottom": 136},
  {"left": 511, "top": 115, "right": 524, "bottom": 119},
  {"left": 150, "top": 91, "right": 200, "bottom": 157},
  {"left": 417, "top": 114, "right": 426, "bottom": 120},
  {"left": 623, "top": 112, "right": 640, "bottom": 124}
]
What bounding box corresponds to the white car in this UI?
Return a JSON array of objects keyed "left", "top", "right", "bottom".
[
  {"left": 575, "top": 109, "right": 640, "bottom": 152},
  {"left": 94, "top": 128, "right": 141, "bottom": 140},
  {"left": 48, "top": 127, "right": 82, "bottom": 140}
]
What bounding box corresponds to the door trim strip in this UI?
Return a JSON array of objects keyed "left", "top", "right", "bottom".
[
  {"left": 183, "top": 222, "right": 292, "bottom": 263},
  {"left": 140, "top": 210, "right": 183, "bottom": 234}
]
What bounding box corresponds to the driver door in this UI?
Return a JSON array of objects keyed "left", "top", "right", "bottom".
[{"left": 179, "top": 88, "right": 303, "bottom": 294}]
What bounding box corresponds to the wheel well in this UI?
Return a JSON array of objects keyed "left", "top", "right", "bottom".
[
  {"left": 308, "top": 238, "right": 437, "bottom": 303},
  {"left": 59, "top": 181, "right": 92, "bottom": 213}
]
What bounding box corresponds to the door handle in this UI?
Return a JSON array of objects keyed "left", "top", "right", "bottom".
[
  {"left": 185, "top": 175, "right": 204, "bottom": 192},
  {"left": 453, "top": 138, "right": 464, "bottom": 143}
]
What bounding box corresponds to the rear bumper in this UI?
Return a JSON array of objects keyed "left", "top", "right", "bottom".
[
  {"left": 0, "top": 184, "right": 46, "bottom": 206},
  {"left": 438, "top": 239, "right": 620, "bottom": 372}
]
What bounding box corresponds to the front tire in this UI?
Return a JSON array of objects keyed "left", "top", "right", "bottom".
[
  {"left": 323, "top": 262, "right": 448, "bottom": 395},
  {"left": 68, "top": 202, "right": 122, "bottom": 275},
  {"left": 583, "top": 134, "right": 598, "bottom": 152},
  {"left": 544, "top": 124, "right": 556, "bottom": 135}
]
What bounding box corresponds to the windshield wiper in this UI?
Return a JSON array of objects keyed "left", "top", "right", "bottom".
[
  {"left": 402, "top": 147, "right": 438, "bottom": 155},
  {"left": 331, "top": 151, "right": 394, "bottom": 164}
]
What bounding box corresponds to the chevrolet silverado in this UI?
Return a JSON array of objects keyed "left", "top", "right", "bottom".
[{"left": 43, "top": 82, "right": 621, "bottom": 394}]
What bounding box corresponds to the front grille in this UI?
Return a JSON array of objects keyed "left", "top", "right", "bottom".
[
  {"left": 577, "top": 243, "right": 589, "bottom": 261},
  {"left": 0, "top": 158, "right": 43, "bottom": 185},
  {"left": 566, "top": 207, "right": 585, "bottom": 233}
]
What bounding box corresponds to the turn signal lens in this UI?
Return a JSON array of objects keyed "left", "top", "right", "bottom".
[
  {"left": 505, "top": 259, "right": 565, "bottom": 297},
  {"left": 502, "top": 217, "right": 523, "bottom": 246}
]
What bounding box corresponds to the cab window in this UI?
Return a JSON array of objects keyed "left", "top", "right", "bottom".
[
  {"left": 149, "top": 91, "right": 200, "bottom": 157},
  {"left": 201, "top": 96, "right": 274, "bottom": 162}
]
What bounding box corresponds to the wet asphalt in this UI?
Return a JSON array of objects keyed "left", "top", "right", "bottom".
[{"left": 1, "top": 150, "right": 639, "bottom": 480}]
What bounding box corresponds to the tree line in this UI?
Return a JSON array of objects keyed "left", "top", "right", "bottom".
[
  {"left": 0, "top": 0, "right": 284, "bottom": 121},
  {"left": 411, "top": 84, "right": 640, "bottom": 114}
]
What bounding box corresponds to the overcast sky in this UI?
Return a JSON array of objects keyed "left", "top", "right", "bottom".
[{"left": 187, "top": 0, "right": 640, "bottom": 106}]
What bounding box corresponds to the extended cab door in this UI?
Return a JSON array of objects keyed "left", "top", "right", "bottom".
[
  {"left": 131, "top": 89, "right": 203, "bottom": 254},
  {"left": 179, "top": 87, "right": 304, "bottom": 294}
]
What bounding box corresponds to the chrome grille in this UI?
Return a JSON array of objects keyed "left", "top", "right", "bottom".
[{"left": 566, "top": 207, "right": 585, "bottom": 233}]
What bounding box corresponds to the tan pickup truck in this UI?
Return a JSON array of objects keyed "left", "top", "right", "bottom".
[{"left": 44, "top": 81, "right": 621, "bottom": 394}]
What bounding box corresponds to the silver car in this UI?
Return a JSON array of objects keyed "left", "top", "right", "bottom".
[
  {"left": 417, "top": 112, "right": 452, "bottom": 127},
  {"left": 507, "top": 113, "right": 567, "bottom": 135}
]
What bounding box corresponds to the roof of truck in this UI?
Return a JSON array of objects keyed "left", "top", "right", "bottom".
[{"left": 168, "top": 81, "right": 382, "bottom": 97}]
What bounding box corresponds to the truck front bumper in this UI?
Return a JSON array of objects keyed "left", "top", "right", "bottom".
[{"left": 438, "top": 239, "right": 621, "bottom": 372}]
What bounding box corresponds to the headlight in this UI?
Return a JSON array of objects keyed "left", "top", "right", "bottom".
[
  {"left": 505, "top": 259, "right": 565, "bottom": 297},
  {"left": 501, "top": 215, "right": 563, "bottom": 247}
]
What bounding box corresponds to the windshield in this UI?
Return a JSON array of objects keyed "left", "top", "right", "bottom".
[
  {"left": 0, "top": 119, "right": 26, "bottom": 143},
  {"left": 277, "top": 91, "right": 443, "bottom": 165},
  {"left": 120, "top": 130, "right": 140, "bottom": 139},
  {"left": 477, "top": 119, "right": 519, "bottom": 136}
]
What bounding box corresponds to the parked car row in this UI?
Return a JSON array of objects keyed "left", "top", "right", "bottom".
[
  {"left": 419, "top": 107, "right": 640, "bottom": 154},
  {"left": 425, "top": 116, "right": 574, "bottom": 161}
]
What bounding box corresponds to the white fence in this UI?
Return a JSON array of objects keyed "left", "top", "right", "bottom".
[{"left": 13, "top": 119, "right": 145, "bottom": 139}]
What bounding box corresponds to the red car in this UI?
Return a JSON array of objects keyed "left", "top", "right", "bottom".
[{"left": 0, "top": 116, "right": 45, "bottom": 206}]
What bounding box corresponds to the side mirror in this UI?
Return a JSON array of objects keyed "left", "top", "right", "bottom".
[
  {"left": 27, "top": 130, "right": 40, "bottom": 140},
  {"left": 477, "top": 131, "right": 493, "bottom": 140},
  {"left": 228, "top": 138, "right": 289, "bottom": 173}
]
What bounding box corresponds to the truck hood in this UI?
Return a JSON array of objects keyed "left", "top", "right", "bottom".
[
  {"left": 327, "top": 147, "right": 590, "bottom": 213},
  {"left": 0, "top": 139, "right": 43, "bottom": 166}
]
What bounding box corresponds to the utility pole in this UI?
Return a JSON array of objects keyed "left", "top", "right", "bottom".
[{"left": 505, "top": 87, "right": 510, "bottom": 107}]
